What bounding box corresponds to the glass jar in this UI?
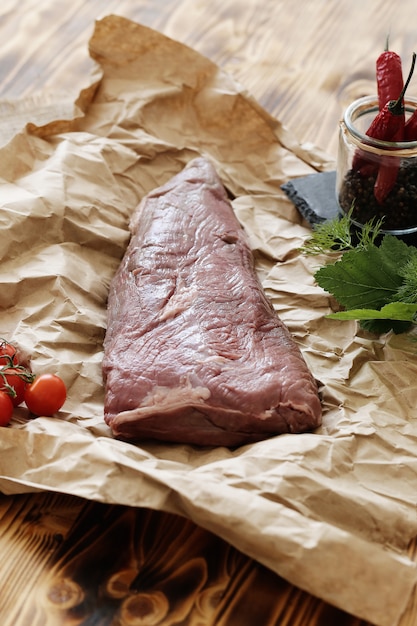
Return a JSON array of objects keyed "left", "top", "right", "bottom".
[{"left": 336, "top": 95, "right": 417, "bottom": 235}]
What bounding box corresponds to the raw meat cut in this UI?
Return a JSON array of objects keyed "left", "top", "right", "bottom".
[{"left": 103, "top": 157, "right": 322, "bottom": 446}]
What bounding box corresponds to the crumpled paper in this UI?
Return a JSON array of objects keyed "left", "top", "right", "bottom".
[{"left": 0, "top": 15, "right": 416, "bottom": 626}]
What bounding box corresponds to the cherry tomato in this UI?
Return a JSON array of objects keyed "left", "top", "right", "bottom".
[
  {"left": 0, "top": 339, "right": 19, "bottom": 367},
  {"left": 0, "top": 368, "right": 28, "bottom": 407},
  {"left": 0, "top": 390, "right": 14, "bottom": 426},
  {"left": 24, "top": 374, "right": 67, "bottom": 416}
]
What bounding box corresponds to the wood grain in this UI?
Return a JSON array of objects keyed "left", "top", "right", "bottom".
[
  {"left": 0, "top": 1, "right": 417, "bottom": 625},
  {"left": 0, "top": 491, "right": 379, "bottom": 626},
  {"left": 1, "top": 0, "right": 417, "bottom": 157}
]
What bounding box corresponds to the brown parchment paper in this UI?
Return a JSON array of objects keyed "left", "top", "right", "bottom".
[{"left": 0, "top": 15, "right": 416, "bottom": 626}]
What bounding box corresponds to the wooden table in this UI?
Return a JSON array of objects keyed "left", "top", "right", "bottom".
[{"left": 1, "top": 2, "right": 416, "bottom": 624}]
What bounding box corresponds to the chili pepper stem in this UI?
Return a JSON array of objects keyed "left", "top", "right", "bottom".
[{"left": 388, "top": 52, "right": 416, "bottom": 115}]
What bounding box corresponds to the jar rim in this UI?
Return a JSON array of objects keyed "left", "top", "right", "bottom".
[{"left": 343, "top": 94, "right": 417, "bottom": 150}]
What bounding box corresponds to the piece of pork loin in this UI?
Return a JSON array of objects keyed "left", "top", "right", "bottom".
[{"left": 103, "top": 157, "right": 322, "bottom": 447}]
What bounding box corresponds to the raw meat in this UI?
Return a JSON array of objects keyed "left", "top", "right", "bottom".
[{"left": 103, "top": 157, "right": 322, "bottom": 446}]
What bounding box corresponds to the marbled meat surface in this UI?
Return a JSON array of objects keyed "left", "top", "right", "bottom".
[{"left": 103, "top": 158, "right": 322, "bottom": 446}]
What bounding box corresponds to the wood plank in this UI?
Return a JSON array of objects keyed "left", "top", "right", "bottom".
[
  {"left": 2, "top": 0, "right": 416, "bottom": 157},
  {"left": 0, "top": 492, "right": 84, "bottom": 622},
  {"left": 0, "top": 492, "right": 379, "bottom": 625}
]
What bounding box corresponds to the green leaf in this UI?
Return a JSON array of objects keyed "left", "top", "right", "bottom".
[
  {"left": 359, "top": 319, "right": 413, "bottom": 335},
  {"left": 327, "top": 302, "right": 417, "bottom": 321},
  {"left": 314, "top": 235, "right": 415, "bottom": 310}
]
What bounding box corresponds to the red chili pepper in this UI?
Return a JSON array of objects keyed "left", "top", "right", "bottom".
[
  {"left": 350, "top": 148, "right": 377, "bottom": 178},
  {"left": 365, "top": 84, "right": 407, "bottom": 141},
  {"left": 373, "top": 126, "right": 403, "bottom": 204},
  {"left": 376, "top": 38, "right": 404, "bottom": 109},
  {"left": 362, "top": 52, "right": 415, "bottom": 203},
  {"left": 367, "top": 52, "right": 415, "bottom": 141},
  {"left": 352, "top": 46, "right": 405, "bottom": 176},
  {"left": 351, "top": 67, "right": 407, "bottom": 177}
]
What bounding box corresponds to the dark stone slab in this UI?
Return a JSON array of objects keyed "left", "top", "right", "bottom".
[{"left": 281, "top": 170, "right": 338, "bottom": 226}]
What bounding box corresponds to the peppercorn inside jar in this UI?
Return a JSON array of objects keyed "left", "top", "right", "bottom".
[{"left": 336, "top": 95, "right": 417, "bottom": 235}]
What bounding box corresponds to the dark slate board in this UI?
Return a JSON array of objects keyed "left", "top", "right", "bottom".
[{"left": 281, "top": 170, "right": 338, "bottom": 226}]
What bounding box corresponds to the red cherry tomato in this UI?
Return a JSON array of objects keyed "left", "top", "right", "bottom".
[
  {"left": 24, "top": 374, "right": 67, "bottom": 417},
  {"left": 0, "top": 339, "right": 19, "bottom": 367},
  {"left": 0, "top": 368, "right": 28, "bottom": 407},
  {"left": 0, "top": 390, "right": 14, "bottom": 426}
]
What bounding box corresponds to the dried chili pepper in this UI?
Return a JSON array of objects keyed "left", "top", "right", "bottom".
[
  {"left": 365, "top": 73, "right": 409, "bottom": 140},
  {"left": 367, "top": 52, "right": 415, "bottom": 141},
  {"left": 373, "top": 126, "right": 403, "bottom": 204},
  {"left": 365, "top": 52, "right": 416, "bottom": 203},
  {"left": 376, "top": 37, "right": 404, "bottom": 109},
  {"left": 352, "top": 52, "right": 411, "bottom": 177},
  {"left": 352, "top": 43, "right": 404, "bottom": 176}
]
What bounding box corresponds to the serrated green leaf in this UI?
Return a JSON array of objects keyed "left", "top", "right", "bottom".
[
  {"left": 314, "top": 235, "right": 415, "bottom": 310},
  {"left": 379, "top": 234, "right": 416, "bottom": 267}
]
